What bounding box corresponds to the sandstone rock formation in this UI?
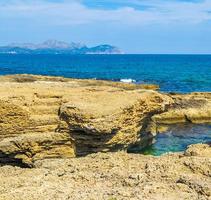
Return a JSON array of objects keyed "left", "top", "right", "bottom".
[
  {"left": 0, "top": 74, "right": 160, "bottom": 166},
  {"left": 0, "top": 74, "right": 211, "bottom": 200},
  {"left": 59, "top": 90, "right": 173, "bottom": 155},
  {"left": 0, "top": 74, "right": 210, "bottom": 167},
  {"left": 152, "top": 93, "right": 211, "bottom": 127}
]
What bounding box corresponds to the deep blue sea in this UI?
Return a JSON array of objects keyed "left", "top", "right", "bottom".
[{"left": 0, "top": 54, "right": 211, "bottom": 93}]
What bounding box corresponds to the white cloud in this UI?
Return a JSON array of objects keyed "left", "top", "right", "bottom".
[{"left": 0, "top": 0, "right": 211, "bottom": 26}]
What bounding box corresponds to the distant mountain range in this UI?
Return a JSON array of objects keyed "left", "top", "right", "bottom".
[{"left": 0, "top": 40, "right": 123, "bottom": 55}]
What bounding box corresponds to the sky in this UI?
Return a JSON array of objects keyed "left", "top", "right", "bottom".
[{"left": 0, "top": 0, "right": 211, "bottom": 54}]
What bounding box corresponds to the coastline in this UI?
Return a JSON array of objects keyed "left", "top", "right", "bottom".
[
  {"left": 1, "top": 54, "right": 211, "bottom": 93},
  {"left": 0, "top": 74, "right": 210, "bottom": 199}
]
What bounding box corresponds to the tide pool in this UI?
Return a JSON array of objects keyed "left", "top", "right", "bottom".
[{"left": 140, "top": 124, "right": 211, "bottom": 156}]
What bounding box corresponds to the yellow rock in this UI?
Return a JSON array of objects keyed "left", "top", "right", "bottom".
[{"left": 0, "top": 74, "right": 210, "bottom": 166}]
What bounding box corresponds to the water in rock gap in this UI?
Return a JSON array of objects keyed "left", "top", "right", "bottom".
[{"left": 140, "top": 124, "right": 211, "bottom": 156}]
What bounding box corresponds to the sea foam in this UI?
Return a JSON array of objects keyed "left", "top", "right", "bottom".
[{"left": 120, "top": 78, "right": 136, "bottom": 83}]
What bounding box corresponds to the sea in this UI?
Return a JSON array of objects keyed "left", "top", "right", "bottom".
[
  {"left": 0, "top": 54, "right": 211, "bottom": 93},
  {"left": 0, "top": 54, "right": 211, "bottom": 155}
]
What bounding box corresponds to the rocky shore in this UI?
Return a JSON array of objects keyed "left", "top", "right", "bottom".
[{"left": 0, "top": 74, "right": 210, "bottom": 200}]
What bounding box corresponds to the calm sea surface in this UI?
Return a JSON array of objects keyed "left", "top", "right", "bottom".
[{"left": 0, "top": 54, "right": 211, "bottom": 93}]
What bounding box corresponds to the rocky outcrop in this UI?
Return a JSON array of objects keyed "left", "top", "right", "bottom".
[
  {"left": 59, "top": 91, "right": 211, "bottom": 155},
  {"left": 185, "top": 143, "right": 211, "bottom": 157},
  {"left": 0, "top": 74, "right": 160, "bottom": 166},
  {"left": 0, "top": 74, "right": 211, "bottom": 199},
  {"left": 0, "top": 96, "right": 75, "bottom": 167},
  {"left": 0, "top": 143, "right": 210, "bottom": 200},
  {"left": 59, "top": 90, "right": 173, "bottom": 155},
  {"left": 0, "top": 74, "right": 210, "bottom": 166},
  {"left": 152, "top": 93, "right": 211, "bottom": 126},
  {"left": 0, "top": 74, "right": 159, "bottom": 90},
  {"left": 0, "top": 132, "right": 74, "bottom": 167}
]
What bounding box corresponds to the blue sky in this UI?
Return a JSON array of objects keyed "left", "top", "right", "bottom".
[{"left": 0, "top": 0, "right": 211, "bottom": 53}]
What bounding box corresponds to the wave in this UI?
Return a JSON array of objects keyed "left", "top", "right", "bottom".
[{"left": 120, "top": 78, "right": 136, "bottom": 83}]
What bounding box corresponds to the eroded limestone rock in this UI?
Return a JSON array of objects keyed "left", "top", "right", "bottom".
[
  {"left": 59, "top": 90, "right": 173, "bottom": 155},
  {"left": 184, "top": 143, "right": 211, "bottom": 157},
  {"left": 0, "top": 74, "right": 210, "bottom": 166},
  {"left": 152, "top": 93, "right": 211, "bottom": 125},
  {"left": 0, "top": 132, "right": 75, "bottom": 167},
  {"left": 0, "top": 74, "right": 210, "bottom": 199},
  {"left": 0, "top": 75, "right": 161, "bottom": 166}
]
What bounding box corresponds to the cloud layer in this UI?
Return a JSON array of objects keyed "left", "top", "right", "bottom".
[
  {"left": 0, "top": 0, "right": 211, "bottom": 53},
  {"left": 0, "top": 0, "right": 211, "bottom": 26}
]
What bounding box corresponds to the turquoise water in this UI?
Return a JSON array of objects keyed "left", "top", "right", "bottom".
[
  {"left": 140, "top": 124, "right": 211, "bottom": 156},
  {"left": 0, "top": 54, "right": 211, "bottom": 93}
]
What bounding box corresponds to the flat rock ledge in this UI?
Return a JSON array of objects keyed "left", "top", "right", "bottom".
[
  {"left": 0, "top": 144, "right": 210, "bottom": 200},
  {"left": 0, "top": 74, "right": 210, "bottom": 167}
]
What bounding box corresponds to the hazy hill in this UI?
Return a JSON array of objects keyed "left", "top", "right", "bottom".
[{"left": 0, "top": 40, "right": 123, "bottom": 54}]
